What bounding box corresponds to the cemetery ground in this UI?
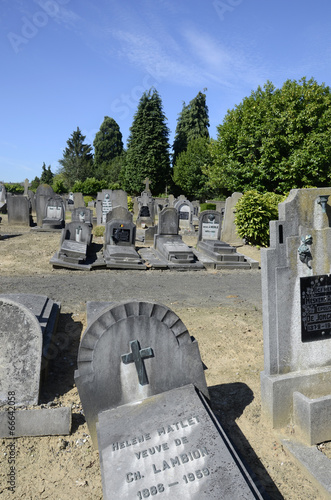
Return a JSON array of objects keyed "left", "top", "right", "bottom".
[{"left": 0, "top": 216, "right": 328, "bottom": 500}]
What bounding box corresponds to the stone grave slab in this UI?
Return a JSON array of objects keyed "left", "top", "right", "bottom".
[
  {"left": 103, "top": 207, "right": 146, "bottom": 269},
  {"left": 136, "top": 179, "right": 155, "bottom": 228},
  {"left": 0, "top": 298, "right": 42, "bottom": 406},
  {"left": 139, "top": 208, "right": 203, "bottom": 270},
  {"left": 195, "top": 210, "right": 257, "bottom": 270},
  {"left": 75, "top": 300, "right": 208, "bottom": 447},
  {"left": 0, "top": 295, "right": 71, "bottom": 437},
  {"left": 50, "top": 220, "right": 95, "bottom": 270},
  {"left": 97, "top": 384, "right": 263, "bottom": 500}
]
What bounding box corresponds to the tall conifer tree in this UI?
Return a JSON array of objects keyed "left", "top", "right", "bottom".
[
  {"left": 58, "top": 127, "right": 94, "bottom": 188},
  {"left": 123, "top": 89, "right": 171, "bottom": 195}
]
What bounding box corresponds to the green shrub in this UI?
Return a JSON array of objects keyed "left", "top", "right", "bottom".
[
  {"left": 200, "top": 203, "right": 216, "bottom": 211},
  {"left": 84, "top": 196, "right": 94, "bottom": 207},
  {"left": 127, "top": 196, "right": 133, "bottom": 212},
  {"left": 93, "top": 225, "right": 105, "bottom": 237},
  {"left": 5, "top": 183, "right": 24, "bottom": 194},
  {"left": 234, "top": 190, "right": 285, "bottom": 247}
]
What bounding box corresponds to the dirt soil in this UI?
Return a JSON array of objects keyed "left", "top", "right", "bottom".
[{"left": 0, "top": 215, "right": 329, "bottom": 499}]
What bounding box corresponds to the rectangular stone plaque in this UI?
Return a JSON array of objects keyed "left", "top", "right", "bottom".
[
  {"left": 301, "top": 275, "right": 331, "bottom": 342},
  {"left": 202, "top": 223, "right": 219, "bottom": 240},
  {"left": 97, "top": 384, "right": 262, "bottom": 499},
  {"left": 113, "top": 228, "right": 130, "bottom": 242},
  {"left": 102, "top": 200, "right": 113, "bottom": 223},
  {"left": 179, "top": 211, "right": 189, "bottom": 220}
]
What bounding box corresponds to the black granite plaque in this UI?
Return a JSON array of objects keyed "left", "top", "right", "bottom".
[
  {"left": 113, "top": 228, "right": 130, "bottom": 243},
  {"left": 179, "top": 211, "right": 189, "bottom": 220},
  {"left": 301, "top": 275, "right": 331, "bottom": 342}
]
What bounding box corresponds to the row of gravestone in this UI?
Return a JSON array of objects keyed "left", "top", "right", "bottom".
[
  {"left": 4, "top": 184, "right": 84, "bottom": 229},
  {"left": 0, "top": 294, "right": 263, "bottom": 499},
  {"left": 50, "top": 206, "right": 259, "bottom": 271}
]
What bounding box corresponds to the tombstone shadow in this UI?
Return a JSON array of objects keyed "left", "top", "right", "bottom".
[
  {"left": 39, "top": 312, "right": 85, "bottom": 431},
  {"left": 209, "top": 382, "right": 283, "bottom": 500}
]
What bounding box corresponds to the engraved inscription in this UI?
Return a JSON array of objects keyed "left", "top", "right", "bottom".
[
  {"left": 111, "top": 414, "right": 211, "bottom": 496},
  {"left": 301, "top": 275, "right": 331, "bottom": 342}
]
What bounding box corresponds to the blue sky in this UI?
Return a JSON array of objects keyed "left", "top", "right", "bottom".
[{"left": 1, "top": 0, "right": 331, "bottom": 183}]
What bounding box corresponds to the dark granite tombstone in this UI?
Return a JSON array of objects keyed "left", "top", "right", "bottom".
[
  {"left": 139, "top": 208, "right": 203, "bottom": 270},
  {"left": 0, "top": 294, "right": 70, "bottom": 437},
  {"left": 42, "top": 195, "right": 65, "bottom": 230},
  {"left": 195, "top": 210, "right": 258, "bottom": 269},
  {"left": 7, "top": 194, "right": 32, "bottom": 226},
  {"left": 50, "top": 221, "right": 93, "bottom": 270},
  {"left": 103, "top": 207, "right": 146, "bottom": 269}
]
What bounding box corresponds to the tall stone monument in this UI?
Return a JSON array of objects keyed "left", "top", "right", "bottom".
[{"left": 261, "top": 188, "right": 331, "bottom": 445}]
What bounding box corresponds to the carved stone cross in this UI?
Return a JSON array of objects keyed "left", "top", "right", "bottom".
[
  {"left": 143, "top": 177, "right": 151, "bottom": 193},
  {"left": 121, "top": 340, "right": 154, "bottom": 386}
]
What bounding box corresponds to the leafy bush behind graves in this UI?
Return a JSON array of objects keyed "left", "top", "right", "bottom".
[
  {"left": 235, "top": 190, "right": 285, "bottom": 247},
  {"left": 200, "top": 203, "right": 216, "bottom": 211},
  {"left": 72, "top": 178, "right": 120, "bottom": 196},
  {"left": 83, "top": 196, "right": 94, "bottom": 206},
  {"left": 5, "top": 183, "right": 24, "bottom": 194}
]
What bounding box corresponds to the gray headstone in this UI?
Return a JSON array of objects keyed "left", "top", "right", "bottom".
[
  {"left": 174, "top": 199, "right": 194, "bottom": 230},
  {"left": 158, "top": 207, "right": 178, "bottom": 235},
  {"left": 7, "top": 194, "right": 31, "bottom": 226},
  {"left": 73, "top": 192, "right": 85, "bottom": 209},
  {"left": 0, "top": 298, "right": 42, "bottom": 406},
  {"left": 97, "top": 384, "right": 263, "bottom": 500},
  {"left": 42, "top": 195, "right": 65, "bottom": 229},
  {"left": 71, "top": 207, "right": 93, "bottom": 226},
  {"left": 0, "top": 183, "right": 6, "bottom": 204},
  {"left": 221, "top": 192, "right": 243, "bottom": 245},
  {"left": 75, "top": 300, "right": 208, "bottom": 446},
  {"left": 35, "top": 184, "right": 55, "bottom": 227}
]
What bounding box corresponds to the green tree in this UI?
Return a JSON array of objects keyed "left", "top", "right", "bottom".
[
  {"left": 205, "top": 78, "right": 331, "bottom": 194},
  {"left": 58, "top": 127, "right": 94, "bottom": 188},
  {"left": 30, "top": 176, "right": 40, "bottom": 191},
  {"left": 93, "top": 116, "right": 124, "bottom": 182},
  {"left": 173, "top": 137, "right": 213, "bottom": 200},
  {"left": 123, "top": 88, "right": 171, "bottom": 195},
  {"left": 52, "top": 173, "right": 68, "bottom": 194},
  {"left": 40, "top": 163, "right": 54, "bottom": 184},
  {"left": 172, "top": 90, "right": 209, "bottom": 165}
]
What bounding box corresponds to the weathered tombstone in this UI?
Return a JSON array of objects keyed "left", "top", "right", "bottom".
[
  {"left": 7, "top": 194, "right": 32, "bottom": 226},
  {"left": 65, "top": 192, "right": 75, "bottom": 211},
  {"left": 75, "top": 300, "right": 263, "bottom": 499},
  {"left": 136, "top": 178, "right": 155, "bottom": 228},
  {"left": 195, "top": 210, "right": 258, "bottom": 269},
  {"left": 168, "top": 194, "right": 175, "bottom": 207},
  {"left": 23, "top": 178, "right": 29, "bottom": 196},
  {"left": 42, "top": 195, "right": 65, "bottom": 230},
  {"left": 50, "top": 221, "right": 93, "bottom": 270},
  {"left": 139, "top": 208, "right": 203, "bottom": 270},
  {"left": 71, "top": 207, "right": 93, "bottom": 227},
  {"left": 221, "top": 192, "right": 244, "bottom": 245},
  {"left": 73, "top": 192, "right": 85, "bottom": 209},
  {"left": 35, "top": 184, "right": 55, "bottom": 227},
  {"left": 0, "top": 294, "right": 70, "bottom": 437},
  {"left": 261, "top": 188, "right": 331, "bottom": 445},
  {"left": 103, "top": 207, "right": 146, "bottom": 269},
  {"left": 174, "top": 198, "right": 194, "bottom": 231},
  {"left": 0, "top": 183, "right": 7, "bottom": 206},
  {"left": 97, "top": 190, "right": 128, "bottom": 225}
]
